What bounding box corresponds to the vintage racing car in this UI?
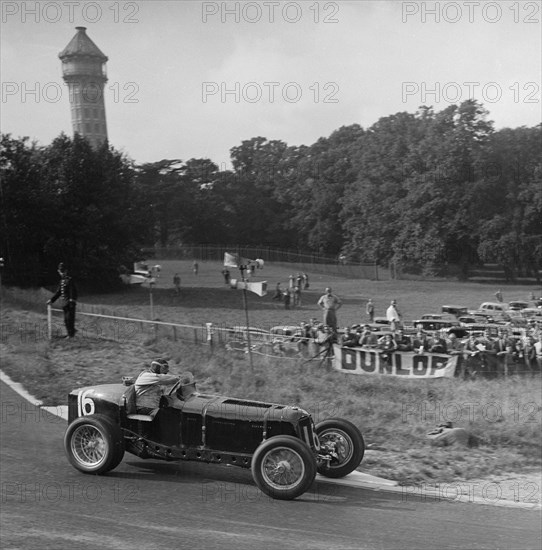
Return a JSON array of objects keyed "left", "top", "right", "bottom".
[{"left": 64, "top": 376, "right": 365, "bottom": 500}]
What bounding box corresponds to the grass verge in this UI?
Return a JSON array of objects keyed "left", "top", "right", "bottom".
[{"left": 1, "top": 301, "right": 540, "bottom": 486}]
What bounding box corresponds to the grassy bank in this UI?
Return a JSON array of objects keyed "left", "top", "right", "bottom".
[{"left": 1, "top": 301, "right": 540, "bottom": 485}]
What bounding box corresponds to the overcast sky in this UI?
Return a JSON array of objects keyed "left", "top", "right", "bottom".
[{"left": 1, "top": 1, "right": 540, "bottom": 167}]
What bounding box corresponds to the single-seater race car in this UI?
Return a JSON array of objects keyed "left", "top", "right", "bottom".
[{"left": 64, "top": 375, "right": 365, "bottom": 500}]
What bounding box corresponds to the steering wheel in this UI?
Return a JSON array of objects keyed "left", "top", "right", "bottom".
[{"left": 167, "top": 378, "right": 184, "bottom": 397}]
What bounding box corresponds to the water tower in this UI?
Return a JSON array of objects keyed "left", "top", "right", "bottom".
[{"left": 59, "top": 27, "right": 108, "bottom": 149}]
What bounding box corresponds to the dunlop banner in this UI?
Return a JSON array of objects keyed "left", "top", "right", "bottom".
[{"left": 333, "top": 345, "right": 457, "bottom": 378}]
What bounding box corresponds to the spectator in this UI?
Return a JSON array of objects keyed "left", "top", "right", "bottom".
[
  {"left": 495, "top": 289, "right": 503, "bottom": 302},
  {"left": 378, "top": 333, "right": 397, "bottom": 365},
  {"left": 366, "top": 299, "right": 375, "bottom": 323},
  {"left": 302, "top": 272, "right": 309, "bottom": 290},
  {"left": 524, "top": 336, "right": 538, "bottom": 375},
  {"left": 309, "top": 318, "right": 319, "bottom": 339},
  {"left": 445, "top": 332, "right": 463, "bottom": 355},
  {"left": 283, "top": 289, "right": 291, "bottom": 310},
  {"left": 429, "top": 333, "right": 448, "bottom": 354},
  {"left": 493, "top": 329, "right": 513, "bottom": 376},
  {"left": 462, "top": 334, "right": 482, "bottom": 378},
  {"left": 386, "top": 300, "right": 402, "bottom": 331},
  {"left": 340, "top": 326, "right": 359, "bottom": 348},
  {"left": 288, "top": 274, "right": 295, "bottom": 289},
  {"left": 412, "top": 330, "right": 430, "bottom": 354},
  {"left": 47, "top": 262, "right": 78, "bottom": 338},
  {"left": 477, "top": 329, "right": 497, "bottom": 378},
  {"left": 272, "top": 282, "right": 283, "bottom": 301},
  {"left": 173, "top": 273, "right": 181, "bottom": 295},
  {"left": 315, "top": 325, "right": 336, "bottom": 354},
  {"left": 317, "top": 287, "right": 342, "bottom": 331},
  {"left": 394, "top": 329, "right": 412, "bottom": 351},
  {"left": 534, "top": 337, "right": 542, "bottom": 373},
  {"left": 221, "top": 268, "right": 230, "bottom": 284},
  {"left": 293, "top": 286, "right": 302, "bottom": 307},
  {"left": 359, "top": 325, "right": 379, "bottom": 348}
]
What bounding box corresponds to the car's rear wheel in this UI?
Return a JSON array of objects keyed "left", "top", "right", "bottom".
[
  {"left": 316, "top": 418, "right": 365, "bottom": 478},
  {"left": 251, "top": 435, "right": 317, "bottom": 500},
  {"left": 65, "top": 414, "right": 125, "bottom": 474}
]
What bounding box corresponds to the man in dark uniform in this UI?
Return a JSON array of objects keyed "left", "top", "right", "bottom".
[{"left": 47, "top": 263, "right": 78, "bottom": 337}]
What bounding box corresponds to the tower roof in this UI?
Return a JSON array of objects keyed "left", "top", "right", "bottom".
[{"left": 58, "top": 27, "right": 108, "bottom": 61}]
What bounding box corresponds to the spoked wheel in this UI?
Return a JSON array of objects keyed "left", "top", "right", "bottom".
[
  {"left": 316, "top": 418, "right": 365, "bottom": 478},
  {"left": 251, "top": 435, "right": 316, "bottom": 500},
  {"left": 65, "top": 414, "right": 124, "bottom": 474}
]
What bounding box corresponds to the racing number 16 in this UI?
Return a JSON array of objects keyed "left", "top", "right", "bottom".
[{"left": 77, "top": 390, "right": 95, "bottom": 417}]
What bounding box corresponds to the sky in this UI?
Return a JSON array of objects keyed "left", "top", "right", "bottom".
[{"left": 1, "top": 0, "right": 541, "bottom": 167}]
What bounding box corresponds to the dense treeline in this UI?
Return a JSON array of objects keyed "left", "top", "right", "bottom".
[{"left": 1, "top": 100, "right": 540, "bottom": 286}]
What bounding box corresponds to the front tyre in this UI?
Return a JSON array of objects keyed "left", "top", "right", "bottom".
[
  {"left": 251, "top": 435, "right": 317, "bottom": 500},
  {"left": 316, "top": 418, "right": 365, "bottom": 478},
  {"left": 64, "top": 414, "right": 125, "bottom": 474}
]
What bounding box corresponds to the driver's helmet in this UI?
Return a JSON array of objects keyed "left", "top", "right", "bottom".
[{"left": 150, "top": 358, "right": 169, "bottom": 373}]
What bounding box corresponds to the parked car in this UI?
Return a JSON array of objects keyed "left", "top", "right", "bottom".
[
  {"left": 420, "top": 314, "right": 445, "bottom": 320},
  {"left": 521, "top": 308, "right": 542, "bottom": 320},
  {"left": 225, "top": 326, "right": 270, "bottom": 352},
  {"left": 441, "top": 305, "right": 469, "bottom": 317},
  {"left": 269, "top": 325, "right": 307, "bottom": 355},
  {"left": 508, "top": 301, "right": 529, "bottom": 311},
  {"left": 372, "top": 316, "right": 391, "bottom": 325},
  {"left": 412, "top": 319, "right": 459, "bottom": 332},
  {"left": 473, "top": 302, "right": 509, "bottom": 316},
  {"left": 64, "top": 376, "right": 365, "bottom": 500}
]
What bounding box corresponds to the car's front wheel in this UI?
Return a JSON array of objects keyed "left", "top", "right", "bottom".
[
  {"left": 64, "top": 414, "right": 125, "bottom": 474},
  {"left": 316, "top": 418, "right": 365, "bottom": 478},
  {"left": 251, "top": 435, "right": 317, "bottom": 500}
]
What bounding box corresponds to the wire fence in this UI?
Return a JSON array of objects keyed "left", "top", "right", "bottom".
[{"left": 142, "top": 245, "right": 384, "bottom": 280}]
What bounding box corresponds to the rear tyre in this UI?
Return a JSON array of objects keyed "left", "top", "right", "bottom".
[
  {"left": 65, "top": 414, "right": 125, "bottom": 474},
  {"left": 316, "top": 418, "right": 364, "bottom": 478},
  {"left": 251, "top": 435, "right": 317, "bottom": 500}
]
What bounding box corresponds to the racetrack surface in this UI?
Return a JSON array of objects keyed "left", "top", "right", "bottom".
[{"left": 1, "top": 380, "right": 541, "bottom": 550}]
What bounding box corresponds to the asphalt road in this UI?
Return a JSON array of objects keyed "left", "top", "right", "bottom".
[{"left": 1, "top": 380, "right": 540, "bottom": 550}]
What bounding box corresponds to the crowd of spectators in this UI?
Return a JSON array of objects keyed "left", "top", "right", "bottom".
[
  {"left": 277, "top": 315, "right": 542, "bottom": 378},
  {"left": 334, "top": 322, "right": 542, "bottom": 378}
]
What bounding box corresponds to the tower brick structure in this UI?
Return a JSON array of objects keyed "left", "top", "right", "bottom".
[{"left": 59, "top": 27, "right": 108, "bottom": 149}]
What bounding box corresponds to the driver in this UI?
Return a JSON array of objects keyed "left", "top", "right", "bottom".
[{"left": 134, "top": 359, "right": 180, "bottom": 416}]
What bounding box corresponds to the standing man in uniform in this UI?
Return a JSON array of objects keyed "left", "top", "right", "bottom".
[
  {"left": 317, "top": 287, "right": 342, "bottom": 331},
  {"left": 47, "top": 262, "right": 78, "bottom": 338}
]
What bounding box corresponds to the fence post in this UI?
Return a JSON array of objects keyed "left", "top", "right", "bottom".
[
  {"left": 47, "top": 304, "right": 52, "bottom": 340},
  {"left": 206, "top": 322, "right": 213, "bottom": 347}
]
